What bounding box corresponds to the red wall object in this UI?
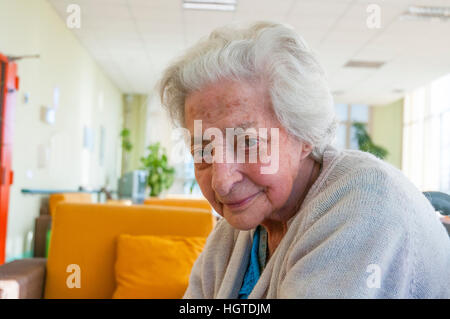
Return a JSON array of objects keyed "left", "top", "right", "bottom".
[{"left": 0, "top": 53, "right": 17, "bottom": 265}]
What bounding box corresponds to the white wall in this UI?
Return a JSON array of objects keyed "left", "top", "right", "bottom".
[{"left": 0, "top": 0, "right": 123, "bottom": 261}]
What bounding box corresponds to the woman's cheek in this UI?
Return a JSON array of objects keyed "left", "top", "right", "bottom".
[
  {"left": 196, "top": 169, "right": 223, "bottom": 214},
  {"left": 243, "top": 163, "right": 273, "bottom": 187},
  {"left": 250, "top": 168, "right": 293, "bottom": 208}
]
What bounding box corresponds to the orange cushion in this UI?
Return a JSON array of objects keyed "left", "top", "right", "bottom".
[{"left": 112, "top": 234, "right": 206, "bottom": 299}]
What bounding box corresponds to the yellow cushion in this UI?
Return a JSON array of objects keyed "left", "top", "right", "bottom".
[
  {"left": 143, "top": 197, "right": 212, "bottom": 212},
  {"left": 112, "top": 234, "right": 206, "bottom": 299},
  {"left": 44, "top": 203, "right": 214, "bottom": 299}
]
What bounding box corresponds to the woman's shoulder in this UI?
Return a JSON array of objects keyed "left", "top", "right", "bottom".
[
  {"left": 321, "top": 145, "right": 410, "bottom": 193},
  {"left": 202, "top": 217, "right": 243, "bottom": 254},
  {"left": 207, "top": 217, "right": 238, "bottom": 242},
  {"left": 305, "top": 146, "right": 437, "bottom": 236}
]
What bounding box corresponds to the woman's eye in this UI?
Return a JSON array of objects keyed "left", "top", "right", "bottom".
[
  {"left": 192, "top": 149, "right": 213, "bottom": 167},
  {"left": 192, "top": 149, "right": 203, "bottom": 159},
  {"left": 245, "top": 138, "right": 258, "bottom": 148}
]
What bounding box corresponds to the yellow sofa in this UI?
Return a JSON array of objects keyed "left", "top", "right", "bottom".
[
  {"left": 33, "top": 193, "right": 94, "bottom": 258},
  {"left": 143, "top": 197, "right": 212, "bottom": 212},
  {"left": 42, "top": 202, "right": 214, "bottom": 298},
  {"left": 48, "top": 193, "right": 93, "bottom": 217}
]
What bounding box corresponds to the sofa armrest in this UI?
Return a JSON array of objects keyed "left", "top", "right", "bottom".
[
  {"left": 34, "top": 215, "right": 52, "bottom": 257},
  {"left": 0, "top": 258, "right": 46, "bottom": 299}
]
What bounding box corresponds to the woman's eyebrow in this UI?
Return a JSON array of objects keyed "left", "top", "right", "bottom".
[
  {"left": 234, "top": 121, "right": 257, "bottom": 130},
  {"left": 189, "top": 121, "right": 258, "bottom": 146}
]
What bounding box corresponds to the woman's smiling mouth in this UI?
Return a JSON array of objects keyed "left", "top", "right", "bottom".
[{"left": 222, "top": 191, "right": 262, "bottom": 211}]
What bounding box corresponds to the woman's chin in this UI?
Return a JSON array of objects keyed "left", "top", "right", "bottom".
[{"left": 222, "top": 208, "right": 263, "bottom": 231}]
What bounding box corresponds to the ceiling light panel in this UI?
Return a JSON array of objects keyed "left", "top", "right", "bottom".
[{"left": 183, "top": 0, "right": 237, "bottom": 11}]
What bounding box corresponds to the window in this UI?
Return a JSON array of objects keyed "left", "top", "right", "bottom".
[
  {"left": 402, "top": 74, "right": 450, "bottom": 193},
  {"left": 182, "top": 157, "right": 202, "bottom": 196},
  {"left": 333, "top": 104, "right": 370, "bottom": 149}
]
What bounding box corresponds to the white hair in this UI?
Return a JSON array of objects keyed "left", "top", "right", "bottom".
[{"left": 159, "top": 21, "right": 337, "bottom": 162}]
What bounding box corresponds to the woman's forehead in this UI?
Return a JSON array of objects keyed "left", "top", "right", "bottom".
[
  {"left": 184, "top": 80, "right": 273, "bottom": 129},
  {"left": 185, "top": 105, "right": 277, "bottom": 133}
]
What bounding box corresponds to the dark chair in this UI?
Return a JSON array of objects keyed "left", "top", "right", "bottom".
[{"left": 423, "top": 191, "right": 450, "bottom": 235}]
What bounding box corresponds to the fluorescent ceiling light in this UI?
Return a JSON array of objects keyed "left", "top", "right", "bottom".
[
  {"left": 187, "top": 0, "right": 236, "bottom": 3},
  {"left": 400, "top": 6, "right": 450, "bottom": 21},
  {"left": 344, "top": 60, "right": 385, "bottom": 69},
  {"left": 183, "top": 0, "right": 237, "bottom": 11}
]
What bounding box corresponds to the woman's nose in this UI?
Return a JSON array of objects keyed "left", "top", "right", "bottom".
[{"left": 211, "top": 162, "right": 242, "bottom": 198}]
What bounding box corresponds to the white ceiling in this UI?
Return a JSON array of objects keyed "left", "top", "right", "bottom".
[{"left": 48, "top": 0, "right": 450, "bottom": 105}]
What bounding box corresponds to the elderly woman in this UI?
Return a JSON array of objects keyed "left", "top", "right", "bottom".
[{"left": 159, "top": 22, "right": 450, "bottom": 298}]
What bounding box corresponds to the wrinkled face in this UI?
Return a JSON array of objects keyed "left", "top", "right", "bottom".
[{"left": 184, "top": 79, "right": 310, "bottom": 230}]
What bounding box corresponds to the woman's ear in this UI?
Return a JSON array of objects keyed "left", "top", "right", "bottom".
[{"left": 299, "top": 142, "right": 313, "bottom": 161}]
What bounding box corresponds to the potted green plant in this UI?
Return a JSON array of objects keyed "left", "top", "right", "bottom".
[
  {"left": 352, "top": 122, "right": 388, "bottom": 160},
  {"left": 140, "top": 142, "right": 176, "bottom": 197},
  {"left": 120, "top": 128, "right": 133, "bottom": 174}
]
